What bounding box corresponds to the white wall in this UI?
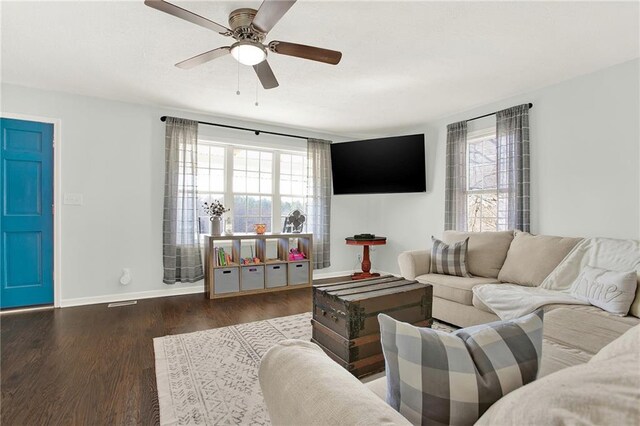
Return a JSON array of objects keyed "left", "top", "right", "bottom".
[
  {"left": 363, "top": 58, "right": 640, "bottom": 274},
  {"left": 1, "top": 84, "right": 367, "bottom": 305}
]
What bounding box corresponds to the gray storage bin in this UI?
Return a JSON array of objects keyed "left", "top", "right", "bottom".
[
  {"left": 288, "top": 261, "right": 310, "bottom": 286},
  {"left": 241, "top": 265, "right": 265, "bottom": 291},
  {"left": 214, "top": 267, "right": 239, "bottom": 294},
  {"left": 266, "top": 263, "right": 287, "bottom": 288}
]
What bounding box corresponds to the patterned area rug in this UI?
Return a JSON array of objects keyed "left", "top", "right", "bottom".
[{"left": 154, "top": 312, "right": 456, "bottom": 425}]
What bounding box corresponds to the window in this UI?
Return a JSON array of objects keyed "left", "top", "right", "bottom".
[
  {"left": 232, "top": 149, "right": 273, "bottom": 233},
  {"left": 279, "top": 153, "right": 307, "bottom": 230},
  {"left": 465, "top": 130, "right": 500, "bottom": 232},
  {"left": 197, "top": 144, "right": 225, "bottom": 233},
  {"left": 196, "top": 141, "right": 306, "bottom": 234}
]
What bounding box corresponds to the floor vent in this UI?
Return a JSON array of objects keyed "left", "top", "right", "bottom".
[{"left": 108, "top": 300, "right": 138, "bottom": 308}]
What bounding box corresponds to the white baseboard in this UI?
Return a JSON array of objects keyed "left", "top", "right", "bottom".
[
  {"left": 59, "top": 270, "right": 399, "bottom": 308},
  {"left": 312, "top": 270, "right": 354, "bottom": 280},
  {"left": 60, "top": 284, "right": 205, "bottom": 308}
]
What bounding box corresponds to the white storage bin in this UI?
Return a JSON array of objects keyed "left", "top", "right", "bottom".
[
  {"left": 288, "top": 261, "right": 310, "bottom": 286},
  {"left": 266, "top": 263, "right": 287, "bottom": 288},
  {"left": 214, "top": 267, "right": 240, "bottom": 294},
  {"left": 241, "top": 265, "right": 265, "bottom": 291}
]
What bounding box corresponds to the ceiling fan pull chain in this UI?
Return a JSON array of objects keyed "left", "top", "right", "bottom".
[
  {"left": 255, "top": 81, "right": 259, "bottom": 107},
  {"left": 236, "top": 55, "right": 241, "bottom": 96}
]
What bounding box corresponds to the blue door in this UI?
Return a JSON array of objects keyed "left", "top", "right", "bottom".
[{"left": 1, "top": 118, "right": 54, "bottom": 309}]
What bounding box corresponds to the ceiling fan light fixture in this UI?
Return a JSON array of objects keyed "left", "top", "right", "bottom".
[{"left": 230, "top": 41, "right": 267, "bottom": 66}]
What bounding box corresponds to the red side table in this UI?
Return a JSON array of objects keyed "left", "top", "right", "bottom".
[{"left": 346, "top": 236, "right": 387, "bottom": 280}]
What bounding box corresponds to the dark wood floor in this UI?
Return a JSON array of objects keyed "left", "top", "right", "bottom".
[{"left": 1, "top": 286, "right": 317, "bottom": 425}]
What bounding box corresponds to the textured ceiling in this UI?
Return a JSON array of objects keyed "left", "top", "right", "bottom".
[{"left": 2, "top": 1, "right": 639, "bottom": 135}]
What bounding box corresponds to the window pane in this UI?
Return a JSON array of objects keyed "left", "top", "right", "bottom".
[
  {"left": 233, "top": 170, "right": 246, "bottom": 193},
  {"left": 468, "top": 167, "right": 482, "bottom": 190},
  {"left": 211, "top": 147, "right": 225, "bottom": 168},
  {"left": 292, "top": 177, "right": 304, "bottom": 195},
  {"left": 467, "top": 194, "right": 482, "bottom": 232},
  {"left": 468, "top": 143, "right": 482, "bottom": 167},
  {"left": 247, "top": 171, "right": 260, "bottom": 193},
  {"left": 211, "top": 169, "right": 224, "bottom": 192},
  {"left": 483, "top": 139, "right": 497, "bottom": 162},
  {"left": 233, "top": 149, "right": 246, "bottom": 170},
  {"left": 482, "top": 165, "right": 497, "bottom": 189},
  {"left": 197, "top": 146, "right": 210, "bottom": 168},
  {"left": 260, "top": 174, "right": 272, "bottom": 194},
  {"left": 291, "top": 155, "right": 304, "bottom": 175},
  {"left": 234, "top": 195, "right": 246, "bottom": 216},
  {"left": 280, "top": 154, "right": 291, "bottom": 175},
  {"left": 281, "top": 196, "right": 304, "bottom": 217},
  {"left": 233, "top": 217, "right": 246, "bottom": 233},
  {"left": 246, "top": 195, "right": 260, "bottom": 215},
  {"left": 261, "top": 157, "right": 272, "bottom": 173},
  {"left": 280, "top": 175, "right": 292, "bottom": 194},
  {"left": 198, "top": 169, "right": 210, "bottom": 192},
  {"left": 260, "top": 197, "right": 272, "bottom": 215}
]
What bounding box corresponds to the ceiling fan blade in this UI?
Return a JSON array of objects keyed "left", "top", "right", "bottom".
[
  {"left": 269, "top": 41, "right": 342, "bottom": 65},
  {"left": 175, "top": 47, "right": 230, "bottom": 69},
  {"left": 253, "top": 61, "right": 279, "bottom": 89},
  {"left": 144, "top": 0, "right": 232, "bottom": 36},
  {"left": 251, "top": 0, "right": 296, "bottom": 33}
]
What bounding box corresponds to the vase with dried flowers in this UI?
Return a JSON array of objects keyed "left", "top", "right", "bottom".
[{"left": 203, "top": 200, "right": 229, "bottom": 236}]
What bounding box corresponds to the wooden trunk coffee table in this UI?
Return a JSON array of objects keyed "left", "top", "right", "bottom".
[{"left": 312, "top": 275, "right": 433, "bottom": 378}]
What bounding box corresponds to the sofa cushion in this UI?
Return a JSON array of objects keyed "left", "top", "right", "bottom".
[
  {"left": 476, "top": 325, "right": 640, "bottom": 426},
  {"left": 416, "top": 274, "right": 499, "bottom": 305},
  {"left": 570, "top": 266, "right": 638, "bottom": 316},
  {"left": 591, "top": 322, "right": 640, "bottom": 362},
  {"left": 498, "top": 231, "right": 582, "bottom": 287},
  {"left": 430, "top": 237, "right": 471, "bottom": 277},
  {"left": 539, "top": 305, "right": 639, "bottom": 377},
  {"left": 442, "top": 230, "right": 514, "bottom": 279},
  {"left": 543, "top": 305, "right": 638, "bottom": 355},
  {"left": 379, "top": 310, "right": 544, "bottom": 426}
]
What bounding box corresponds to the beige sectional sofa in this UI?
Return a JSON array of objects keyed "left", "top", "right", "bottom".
[
  {"left": 398, "top": 230, "right": 640, "bottom": 376},
  {"left": 259, "top": 231, "right": 640, "bottom": 425}
]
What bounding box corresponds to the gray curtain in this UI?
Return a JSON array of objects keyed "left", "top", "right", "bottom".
[
  {"left": 444, "top": 121, "right": 468, "bottom": 230},
  {"left": 307, "top": 138, "right": 332, "bottom": 269},
  {"left": 163, "top": 117, "right": 204, "bottom": 284},
  {"left": 496, "top": 104, "right": 530, "bottom": 232}
]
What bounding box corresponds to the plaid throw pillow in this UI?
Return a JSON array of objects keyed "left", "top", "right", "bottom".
[
  {"left": 379, "top": 309, "right": 544, "bottom": 425},
  {"left": 431, "top": 236, "right": 471, "bottom": 277}
]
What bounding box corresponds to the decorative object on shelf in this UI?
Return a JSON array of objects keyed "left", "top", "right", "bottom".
[
  {"left": 283, "top": 209, "right": 306, "bottom": 233},
  {"left": 224, "top": 217, "right": 233, "bottom": 235},
  {"left": 254, "top": 223, "right": 267, "bottom": 234},
  {"left": 203, "top": 200, "right": 229, "bottom": 236},
  {"left": 289, "top": 248, "right": 306, "bottom": 261}
]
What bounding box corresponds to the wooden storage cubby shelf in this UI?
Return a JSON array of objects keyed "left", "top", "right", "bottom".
[{"left": 204, "top": 233, "right": 313, "bottom": 299}]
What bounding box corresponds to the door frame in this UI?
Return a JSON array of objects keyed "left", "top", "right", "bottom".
[{"left": 1, "top": 112, "right": 62, "bottom": 308}]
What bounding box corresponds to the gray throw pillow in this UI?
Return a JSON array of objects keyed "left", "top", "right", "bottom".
[
  {"left": 379, "top": 310, "right": 544, "bottom": 425},
  {"left": 431, "top": 236, "right": 471, "bottom": 277},
  {"left": 570, "top": 265, "right": 638, "bottom": 316}
]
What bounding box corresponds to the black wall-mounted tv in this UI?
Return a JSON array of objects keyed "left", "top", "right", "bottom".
[{"left": 330, "top": 134, "right": 426, "bottom": 195}]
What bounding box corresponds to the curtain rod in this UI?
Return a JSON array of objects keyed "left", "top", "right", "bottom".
[
  {"left": 466, "top": 103, "right": 533, "bottom": 122},
  {"left": 160, "top": 116, "right": 309, "bottom": 140}
]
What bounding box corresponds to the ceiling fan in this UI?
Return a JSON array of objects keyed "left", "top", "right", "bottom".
[{"left": 144, "top": 0, "right": 342, "bottom": 89}]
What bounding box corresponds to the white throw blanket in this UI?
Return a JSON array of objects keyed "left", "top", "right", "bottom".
[
  {"left": 473, "top": 237, "right": 640, "bottom": 320},
  {"left": 540, "top": 237, "right": 640, "bottom": 292},
  {"left": 473, "top": 284, "right": 588, "bottom": 320}
]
